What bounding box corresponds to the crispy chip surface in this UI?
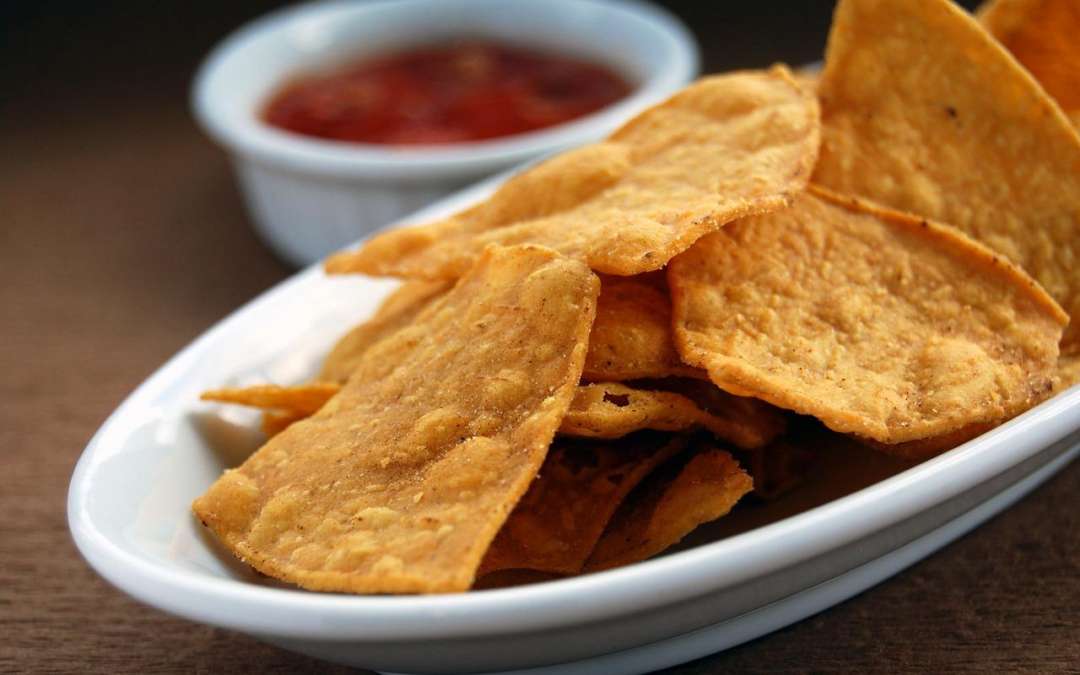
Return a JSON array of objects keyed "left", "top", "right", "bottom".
[
  {"left": 318, "top": 280, "right": 449, "bottom": 384},
  {"left": 584, "top": 446, "right": 752, "bottom": 572},
  {"left": 200, "top": 384, "right": 341, "bottom": 416},
  {"left": 979, "top": 0, "right": 1080, "bottom": 119},
  {"left": 669, "top": 188, "right": 1067, "bottom": 445},
  {"left": 325, "top": 66, "right": 820, "bottom": 279},
  {"left": 193, "top": 246, "right": 599, "bottom": 594},
  {"left": 583, "top": 275, "right": 705, "bottom": 382},
  {"left": 479, "top": 433, "right": 688, "bottom": 575},
  {"left": 813, "top": 0, "right": 1080, "bottom": 349}
]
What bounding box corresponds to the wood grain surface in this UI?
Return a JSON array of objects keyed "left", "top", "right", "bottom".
[{"left": 2, "top": 1, "right": 1077, "bottom": 673}]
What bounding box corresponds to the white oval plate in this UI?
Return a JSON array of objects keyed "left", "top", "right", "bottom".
[{"left": 68, "top": 172, "right": 1080, "bottom": 674}]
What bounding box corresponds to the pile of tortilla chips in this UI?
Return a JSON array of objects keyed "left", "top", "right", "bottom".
[{"left": 194, "top": 0, "right": 1079, "bottom": 594}]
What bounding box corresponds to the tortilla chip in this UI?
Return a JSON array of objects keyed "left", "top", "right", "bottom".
[
  {"left": 813, "top": 0, "right": 1080, "bottom": 350},
  {"left": 583, "top": 275, "right": 706, "bottom": 382},
  {"left": 979, "top": 0, "right": 1080, "bottom": 119},
  {"left": 636, "top": 377, "right": 788, "bottom": 450},
  {"left": 318, "top": 280, "right": 449, "bottom": 384},
  {"left": 584, "top": 446, "right": 752, "bottom": 572},
  {"left": 668, "top": 188, "right": 1067, "bottom": 448},
  {"left": 325, "top": 66, "right": 820, "bottom": 279},
  {"left": 479, "top": 433, "right": 688, "bottom": 575},
  {"left": 193, "top": 245, "right": 599, "bottom": 594},
  {"left": 200, "top": 383, "right": 341, "bottom": 417}
]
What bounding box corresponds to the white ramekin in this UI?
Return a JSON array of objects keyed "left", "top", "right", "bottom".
[{"left": 192, "top": 0, "right": 699, "bottom": 266}]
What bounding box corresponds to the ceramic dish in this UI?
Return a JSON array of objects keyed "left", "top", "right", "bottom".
[
  {"left": 68, "top": 173, "right": 1080, "bottom": 674},
  {"left": 192, "top": 0, "right": 699, "bottom": 267}
]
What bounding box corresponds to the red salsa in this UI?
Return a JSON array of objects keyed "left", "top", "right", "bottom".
[{"left": 262, "top": 41, "right": 632, "bottom": 145}]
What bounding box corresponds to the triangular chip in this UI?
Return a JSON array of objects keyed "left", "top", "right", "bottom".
[
  {"left": 583, "top": 275, "right": 706, "bottom": 382},
  {"left": 668, "top": 188, "right": 1067, "bottom": 448},
  {"left": 479, "top": 433, "right": 688, "bottom": 576},
  {"left": 583, "top": 446, "right": 752, "bottom": 572},
  {"left": 979, "top": 0, "right": 1080, "bottom": 122},
  {"left": 813, "top": 0, "right": 1080, "bottom": 351},
  {"left": 318, "top": 280, "right": 449, "bottom": 384},
  {"left": 193, "top": 245, "right": 599, "bottom": 594},
  {"left": 326, "top": 66, "right": 820, "bottom": 279}
]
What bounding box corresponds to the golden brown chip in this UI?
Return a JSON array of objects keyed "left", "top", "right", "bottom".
[
  {"left": 669, "top": 188, "right": 1067, "bottom": 448},
  {"left": 200, "top": 383, "right": 341, "bottom": 417},
  {"left": 325, "top": 66, "right": 820, "bottom": 279},
  {"left": 193, "top": 245, "right": 599, "bottom": 594},
  {"left": 637, "top": 377, "right": 788, "bottom": 450},
  {"left": 979, "top": 0, "right": 1080, "bottom": 119},
  {"left": 813, "top": 0, "right": 1080, "bottom": 349},
  {"left": 479, "top": 433, "right": 688, "bottom": 576},
  {"left": 583, "top": 275, "right": 706, "bottom": 382},
  {"left": 318, "top": 280, "right": 449, "bottom": 384},
  {"left": 584, "top": 446, "right": 752, "bottom": 572}
]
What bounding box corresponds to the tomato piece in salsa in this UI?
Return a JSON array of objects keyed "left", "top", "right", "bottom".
[{"left": 262, "top": 41, "right": 632, "bottom": 145}]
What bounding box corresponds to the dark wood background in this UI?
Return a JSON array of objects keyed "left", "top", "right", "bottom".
[{"left": 3, "top": 1, "right": 1078, "bottom": 673}]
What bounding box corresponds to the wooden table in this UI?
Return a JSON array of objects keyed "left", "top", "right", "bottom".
[{"left": 3, "top": 1, "right": 1077, "bottom": 672}]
